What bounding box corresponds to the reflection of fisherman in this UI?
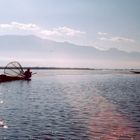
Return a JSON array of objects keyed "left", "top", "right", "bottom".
[{"left": 24, "top": 68, "right": 32, "bottom": 79}]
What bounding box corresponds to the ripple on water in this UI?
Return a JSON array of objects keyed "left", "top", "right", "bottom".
[
  {"left": 0, "top": 100, "right": 4, "bottom": 104},
  {"left": 0, "top": 71, "right": 140, "bottom": 139},
  {"left": 0, "top": 120, "right": 8, "bottom": 129}
]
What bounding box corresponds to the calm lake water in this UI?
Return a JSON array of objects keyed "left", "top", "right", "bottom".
[{"left": 0, "top": 70, "right": 140, "bottom": 140}]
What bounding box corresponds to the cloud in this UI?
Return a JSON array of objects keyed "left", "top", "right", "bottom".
[
  {"left": 57, "top": 26, "right": 85, "bottom": 36},
  {"left": 97, "top": 32, "right": 135, "bottom": 43},
  {"left": 110, "top": 37, "right": 135, "bottom": 43},
  {"left": 12, "top": 22, "right": 40, "bottom": 30},
  {"left": 97, "top": 32, "right": 108, "bottom": 36},
  {"left": 0, "top": 22, "right": 40, "bottom": 31},
  {"left": 40, "top": 26, "right": 85, "bottom": 37},
  {"left": 0, "top": 24, "right": 12, "bottom": 28},
  {"left": 0, "top": 22, "right": 86, "bottom": 45},
  {"left": 0, "top": 22, "right": 85, "bottom": 38},
  {"left": 98, "top": 37, "right": 108, "bottom": 41},
  {"left": 98, "top": 36, "right": 135, "bottom": 43},
  {"left": 40, "top": 29, "right": 61, "bottom": 36}
]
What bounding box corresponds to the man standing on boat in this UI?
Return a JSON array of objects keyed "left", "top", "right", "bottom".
[{"left": 24, "top": 68, "right": 32, "bottom": 80}]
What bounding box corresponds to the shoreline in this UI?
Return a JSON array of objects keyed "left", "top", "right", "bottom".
[{"left": 0, "top": 67, "right": 140, "bottom": 71}]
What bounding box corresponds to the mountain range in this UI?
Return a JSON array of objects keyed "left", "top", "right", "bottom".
[{"left": 0, "top": 35, "right": 140, "bottom": 68}]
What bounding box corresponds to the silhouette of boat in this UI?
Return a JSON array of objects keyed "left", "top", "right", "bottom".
[
  {"left": 0, "top": 61, "right": 32, "bottom": 82},
  {"left": 130, "top": 71, "right": 140, "bottom": 74},
  {"left": 0, "top": 75, "right": 31, "bottom": 82}
]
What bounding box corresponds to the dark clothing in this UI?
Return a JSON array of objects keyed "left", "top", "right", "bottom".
[{"left": 24, "top": 70, "right": 32, "bottom": 79}]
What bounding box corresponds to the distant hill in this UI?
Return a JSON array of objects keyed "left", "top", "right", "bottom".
[{"left": 0, "top": 35, "right": 140, "bottom": 68}]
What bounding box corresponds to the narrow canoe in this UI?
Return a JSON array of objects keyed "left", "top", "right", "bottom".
[
  {"left": 130, "top": 71, "right": 140, "bottom": 74},
  {"left": 0, "top": 75, "right": 31, "bottom": 82}
]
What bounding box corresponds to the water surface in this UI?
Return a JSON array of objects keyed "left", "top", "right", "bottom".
[{"left": 0, "top": 70, "right": 140, "bottom": 139}]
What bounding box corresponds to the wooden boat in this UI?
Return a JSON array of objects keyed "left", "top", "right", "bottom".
[
  {"left": 0, "top": 61, "right": 32, "bottom": 82},
  {"left": 130, "top": 71, "right": 140, "bottom": 74},
  {"left": 0, "top": 74, "right": 30, "bottom": 82}
]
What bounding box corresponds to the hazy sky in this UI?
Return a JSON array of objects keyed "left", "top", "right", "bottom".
[{"left": 0, "top": 0, "right": 140, "bottom": 52}]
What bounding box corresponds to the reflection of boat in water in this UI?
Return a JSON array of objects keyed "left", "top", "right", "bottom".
[
  {"left": 130, "top": 71, "right": 140, "bottom": 74},
  {"left": 0, "top": 61, "right": 31, "bottom": 82}
]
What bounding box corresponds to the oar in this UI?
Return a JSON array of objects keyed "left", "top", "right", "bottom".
[{"left": 32, "top": 72, "right": 37, "bottom": 75}]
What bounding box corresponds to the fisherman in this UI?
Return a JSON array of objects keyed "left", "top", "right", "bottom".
[{"left": 24, "top": 68, "right": 32, "bottom": 79}]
